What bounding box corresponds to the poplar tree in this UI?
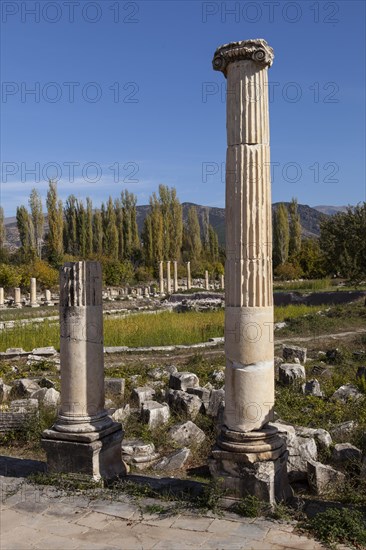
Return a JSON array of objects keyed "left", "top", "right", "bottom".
[
  {"left": 86, "top": 197, "right": 93, "bottom": 258},
  {"left": 158, "top": 184, "right": 171, "bottom": 260},
  {"left": 16, "top": 205, "right": 35, "bottom": 260},
  {"left": 46, "top": 181, "right": 63, "bottom": 266},
  {"left": 0, "top": 206, "right": 5, "bottom": 254},
  {"left": 104, "top": 197, "right": 118, "bottom": 259},
  {"left": 185, "top": 206, "right": 202, "bottom": 262},
  {"left": 208, "top": 224, "right": 219, "bottom": 263},
  {"left": 273, "top": 203, "right": 289, "bottom": 267},
  {"left": 169, "top": 187, "right": 183, "bottom": 261},
  {"left": 77, "top": 200, "right": 87, "bottom": 258},
  {"left": 64, "top": 195, "right": 78, "bottom": 255},
  {"left": 114, "top": 199, "right": 124, "bottom": 260},
  {"left": 28, "top": 188, "right": 44, "bottom": 258},
  {"left": 93, "top": 209, "right": 103, "bottom": 256},
  {"left": 141, "top": 212, "right": 154, "bottom": 266},
  {"left": 289, "top": 197, "right": 302, "bottom": 257}
]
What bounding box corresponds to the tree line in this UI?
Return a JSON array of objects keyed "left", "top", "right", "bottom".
[
  {"left": 0, "top": 188, "right": 365, "bottom": 288},
  {"left": 0, "top": 182, "right": 223, "bottom": 287}
]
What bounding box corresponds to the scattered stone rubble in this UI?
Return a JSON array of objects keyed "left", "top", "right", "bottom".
[{"left": 0, "top": 340, "right": 365, "bottom": 489}]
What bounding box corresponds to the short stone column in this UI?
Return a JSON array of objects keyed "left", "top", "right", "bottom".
[
  {"left": 144, "top": 286, "right": 149, "bottom": 297},
  {"left": 209, "top": 39, "right": 290, "bottom": 504},
  {"left": 42, "top": 261, "right": 125, "bottom": 480},
  {"left": 0, "top": 287, "right": 4, "bottom": 308},
  {"left": 13, "top": 288, "right": 22, "bottom": 308},
  {"left": 166, "top": 261, "right": 172, "bottom": 294},
  {"left": 187, "top": 261, "right": 192, "bottom": 290},
  {"left": 29, "top": 278, "right": 39, "bottom": 307},
  {"left": 159, "top": 261, "right": 164, "bottom": 295},
  {"left": 205, "top": 270, "right": 209, "bottom": 290},
  {"left": 220, "top": 274, "right": 225, "bottom": 290},
  {"left": 173, "top": 261, "right": 178, "bottom": 293},
  {"left": 44, "top": 289, "right": 53, "bottom": 306}
]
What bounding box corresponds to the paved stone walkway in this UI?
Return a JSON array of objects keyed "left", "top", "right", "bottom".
[{"left": 0, "top": 475, "right": 327, "bottom": 550}]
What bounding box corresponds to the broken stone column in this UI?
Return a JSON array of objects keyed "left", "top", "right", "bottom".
[
  {"left": 13, "top": 288, "right": 22, "bottom": 308},
  {"left": 209, "top": 39, "right": 290, "bottom": 504},
  {"left": 159, "top": 261, "right": 164, "bottom": 295},
  {"left": 166, "top": 261, "right": 172, "bottom": 294},
  {"left": 42, "top": 261, "right": 125, "bottom": 480},
  {"left": 0, "top": 287, "right": 4, "bottom": 308},
  {"left": 220, "top": 274, "right": 225, "bottom": 290},
  {"left": 44, "top": 289, "right": 53, "bottom": 306},
  {"left": 173, "top": 261, "right": 178, "bottom": 292},
  {"left": 205, "top": 270, "right": 209, "bottom": 290},
  {"left": 187, "top": 261, "right": 191, "bottom": 290},
  {"left": 29, "top": 278, "right": 39, "bottom": 307}
]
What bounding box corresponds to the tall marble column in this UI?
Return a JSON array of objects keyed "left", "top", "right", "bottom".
[
  {"left": 0, "top": 287, "right": 4, "bottom": 308},
  {"left": 159, "top": 261, "right": 164, "bottom": 295},
  {"left": 173, "top": 261, "right": 178, "bottom": 292},
  {"left": 187, "top": 261, "right": 191, "bottom": 290},
  {"left": 205, "top": 270, "right": 209, "bottom": 290},
  {"left": 220, "top": 274, "right": 225, "bottom": 290},
  {"left": 42, "top": 261, "right": 124, "bottom": 479},
  {"left": 209, "top": 39, "right": 290, "bottom": 503},
  {"left": 29, "top": 278, "right": 39, "bottom": 307},
  {"left": 166, "top": 261, "right": 172, "bottom": 294}
]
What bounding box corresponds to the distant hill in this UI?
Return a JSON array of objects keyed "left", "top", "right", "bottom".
[
  {"left": 313, "top": 205, "right": 348, "bottom": 216},
  {"left": 4, "top": 202, "right": 335, "bottom": 250}
]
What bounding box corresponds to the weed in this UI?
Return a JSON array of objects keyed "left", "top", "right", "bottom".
[{"left": 302, "top": 507, "right": 366, "bottom": 547}]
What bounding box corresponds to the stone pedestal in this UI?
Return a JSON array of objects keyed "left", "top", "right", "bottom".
[
  {"left": 173, "top": 261, "right": 178, "bottom": 292},
  {"left": 209, "top": 39, "right": 290, "bottom": 504},
  {"left": 42, "top": 261, "right": 125, "bottom": 480},
  {"left": 166, "top": 261, "right": 171, "bottom": 294},
  {"left": 29, "top": 278, "right": 39, "bottom": 307},
  {"left": 159, "top": 261, "right": 164, "bottom": 295},
  {"left": 187, "top": 261, "right": 191, "bottom": 290}
]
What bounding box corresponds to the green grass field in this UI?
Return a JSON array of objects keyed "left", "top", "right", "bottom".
[{"left": 0, "top": 303, "right": 339, "bottom": 351}]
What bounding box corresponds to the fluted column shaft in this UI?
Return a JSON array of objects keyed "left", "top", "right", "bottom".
[
  {"left": 30, "top": 278, "right": 38, "bottom": 306},
  {"left": 187, "top": 261, "right": 191, "bottom": 290},
  {"left": 55, "top": 262, "right": 111, "bottom": 433},
  {"left": 214, "top": 40, "right": 274, "bottom": 432}
]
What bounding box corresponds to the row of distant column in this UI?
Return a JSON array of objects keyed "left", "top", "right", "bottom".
[
  {"left": 158, "top": 261, "right": 224, "bottom": 295},
  {"left": 0, "top": 279, "right": 52, "bottom": 308}
]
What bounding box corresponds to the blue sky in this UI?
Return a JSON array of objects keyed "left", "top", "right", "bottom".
[{"left": 1, "top": 0, "right": 365, "bottom": 216}]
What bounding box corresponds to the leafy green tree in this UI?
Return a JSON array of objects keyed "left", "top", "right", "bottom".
[
  {"left": 28, "top": 188, "right": 44, "bottom": 258},
  {"left": 273, "top": 203, "right": 289, "bottom": 267},
  {"left": 0, "top": 263, "right": 21, "bottom": 289},
  {"left": 289, "top": 198, "right": 302, "bottom": 258},
  {"left": 297, "top": 238, "right": 326, "bottom": 279},
  {"left": 320, "top": 203, "right": 366, "bottom": 281},
  {"left": 76, "top": 200, "right": 87, "bottom": 258},
  {"left": 169, "top": 187, "right": 183, "bottom": 260},
  {"left": 46, "top": 181, "right": 64, "bottom": 266},
  {"left": 121, "top": 190, "right": 139, "bottom": 259},
  {"left": 208, "top": 224, "right": 219, "bottom": 263}
]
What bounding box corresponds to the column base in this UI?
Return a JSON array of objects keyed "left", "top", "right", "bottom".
[
  {"left": 41, "top": 422, "right": 126, "bottom": 481},
  {"left": 208, "top": 425, "right": 292, "bottom": 505}
]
